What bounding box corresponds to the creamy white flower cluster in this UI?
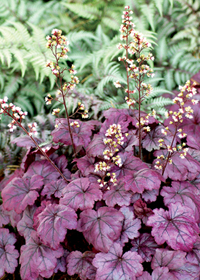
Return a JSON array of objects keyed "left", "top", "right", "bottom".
[
  {"left": 114, "top": 6, "right": 154, "bottom": 108},
  {"left": 0, "top": 97, "right": 27, "bottom": 132},
  {"left": 94, "top": 124, "right": 125, "bottom": 188},
  {"left": 154, "top": 80, "right": 198, "bottom": 170}
]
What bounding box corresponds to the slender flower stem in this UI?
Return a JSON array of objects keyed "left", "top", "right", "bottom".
[
  {"left": 3, "top": 109, "right": 70, "bottom": 183},
  {"left": 162, "top": 126, "right": 178, "bottom": 176}
]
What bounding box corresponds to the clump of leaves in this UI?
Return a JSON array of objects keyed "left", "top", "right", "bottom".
[{"left": 1, "top": 6, "right": 200, "bottom": 280}]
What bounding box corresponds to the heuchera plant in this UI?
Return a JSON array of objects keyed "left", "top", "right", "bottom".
[{"left": 1, "top": 6, "right": 200, "bottom": 280}]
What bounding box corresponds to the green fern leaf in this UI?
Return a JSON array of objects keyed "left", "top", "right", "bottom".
[
  {"left": 62, "top": 3, "right": 101, "bottom": 20},
  {"left": 153, "top": 0, "right": 164, "bottom": 16},
  {"left": 140, "top": 3, "right": 155, "bottom": 31}
]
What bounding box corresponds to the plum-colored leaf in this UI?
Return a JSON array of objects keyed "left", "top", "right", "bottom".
[
  {"left": 2, "top": 175, "right": 43, "bottom": 214},
  {"left": 86, "top": 134, "right": 107, "bottom": 158},
  {"left": 54, "top": 155, "right": 71, "bottom": 179},
  {"left": 100, "top": 108, "right": 131, "bottom": 134},
  {"left": 60, "top": 178, "right": 102, "bottom": 211},
  {"left": 37, "top": 203, "right": 77, "bottom": 249},
  {"left": 74, "top": 155, "right": 95, "bottom": 176},
  {"left": 153, "top": 150, "right": 200, "bottom": 181},
  {"left": 20, "top": 231, "right": 63, "bottom": 279},
  {"left": 0, "top": 168, "right": 24, "bottom": 191},
  {"left": 142, "top": 125, "right": 174, "bottom": 152},
  {"left": 41, "top": 179, "right": 68, "bottom": 199},
  {"left": 152, "top": 249, "right": 186, "bottom": 270},
  {"left": 151, "top": 248, "right": 200, "bottom": 280},
  {"left": 77, "top": 207, "right": 124, "bottom": 252},
  {"left": 12, "top": 135, "right": 42, "bottom": 148},
  {"left": 0, "top": 228, "right": 19, "bottom": 278},
  {"left": 147, "top": 202, "right": 199, "bottom": 251},
  {"left": 8, "top": 210, "right": 22, "bottom": 227},
  {"left": 93, "top": 242, "right": 143, "bottom": 280},
  {"left": 33, "top": 200, "right": 52, "bottom": 230},
  {"left": 0, "top": 204, "right": 10, "bottom": 226},
  {"left": 136, "top": 271, "right": 152, "bottom": 280},
  {"left": 54, "top": 249, "right": 69, "bottom": 273},
  {"left": 142, "top": 189, "right": 159, "bottom": 203},
  {"left": 152, "top": 267, "right": 174, "bottom": 280},
  {"left": 131, "top": 233, "right": 158, "bottom": 262},
  {"left": 161, "top": 181, "right": 200, "bottom": 222},
  {"left": 119, "top": 206, "right": 141, "bottom": 245},
  {"left": 125, "top": 168, "right": 163, "bottom": 194},
  {"left": 17, "top": 205, "right": 37, "bottom": 241},
  {"left": 103, "top": 180, "right": 132, "bottom": 207},
  {"left": 52, "top": 118, "right": 95, "bottom": 148},
  {"left": 134, "top": 199, "right": 153, "bottom": 224},
  {"left": 24, "top": 160, "right": 60, "bottom": 184},
  {"left": 187, "top": 236, "right": 200, "bottom": 266},
  {"left": 112, "top": 152, "right": 148, "bottom": 179},
  {"left": 67, "top": 251, "right": 96, "bottom": 280}
]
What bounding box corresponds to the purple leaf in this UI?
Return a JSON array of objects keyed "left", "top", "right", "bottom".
[
  {"left": 17, "top": 205, "right": 37, "bottom": 241},
  {"left": 152, "top": 267, "right": 173, "bottom": 280},
  {"left": 93, "top": 242, "right": 143, "bottom": 280},
  {"left": 187, "top": 236, "right": 200, "bottom": 266},
  {"left": 112, "top": 152, "right": 148, "bottom": 179},
  {"left": 125, "top": 168, "right": 163, "bottom": 194},
  {"left": 151, "top": 249, "right": 186, "bottom": 270},
  {"left": 147, "top": 202, "right": 199, "bottom": 251},
  {"left": 131, "top": 233, "right": 158, "bottom": 262},
  {"left": 20, "top": 231, "right": 63, "bottom": 279},
  {"left": 100, "top": 108, "right": 131, "bottom": 134},
  {"left": 74, "top": 155, "right": 95, "bottom": 176},
  {"left": 54, "top": 249, "right": 69, "bottom": 273},
  {"left": 2, "top": 175, "right": 43, "bottom": 214},
  {"left": 24, "top": 160, "right": 60, "bottom": 184},
  {"left": 12, "top": 135, "right": 42, "bottom": 148},
  {"left": 136, "top": 271, "right": 152, "bottom": 280},
  {"left": 142, "top": 189, "right": 159, "bottom": 203},
  {"left": 151, "top": 248, "right": 200, "bottom": 280},
  {"left": 0, "top": 228, "right": 19, "bottom": 277},
  {"left": 133, "top": 199, "right": 153, "bottom": 224},
  {"left": 60, "top": 178, "right": 102, "bottom": 211},
  {"left": 0, "top": 168, "right": 24, "bottom": 191},
  {"left": 67, "top": 251, "right": 96, "bottom": 280},
  {"left": 77, "top": 207, "right": 124, "bottom": 252},
  {"left": 161, "top": 181, "right": 200, "bottom": 222},
  {"left": 54, "top": 155, "right": 71, "bottom": 179},
  {"left": 41, "top": 179, "right": 68, "bottom": 199},
  {"left": 0, "top": 204, "right": 10, "bottom": 227},
  {"left": 153, "top": 150, "right": 200, "bottom": 181},
  {"left": 142, "top": 125, "right": 174, "bottom": 152},
  {"left": 119, "top": 206, "right": 141, "bottom": 245},
  {"left": 52, "top": 118, "right": 95, "bottom": 148},
  {"left": 37, "top": 203, "right": 77, "bottom": 249},
  {"left": 103, "top": 180, "right": 132, "bottom": 207},
  {"left": 86, "top": 134, "right": 107, "bottom": 158}
]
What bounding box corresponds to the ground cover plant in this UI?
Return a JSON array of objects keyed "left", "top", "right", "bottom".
[{"left": 1, "top": 6, "right": 200, "bottom": 280}]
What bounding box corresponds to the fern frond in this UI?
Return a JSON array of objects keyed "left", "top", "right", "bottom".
[{"left": 62, "top": 3, "right": 101, "bottom": 20}]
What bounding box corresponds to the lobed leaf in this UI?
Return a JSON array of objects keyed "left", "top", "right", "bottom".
[
  {"left": 0, "top": 228, "right": 19, "bottom": 278},
  {"left": 67, "top": 251, "right": 96, "bottom": 280},
  {"left": 119, "top": 206, "right": 141, "bottom": 245},
  {"left": 77, "top": 206, "right": 124, "bottom": 252},
  {"left": 37, "top": 203, "right": 77, "bottom": 249},
  {"left": 20, "top": 231, "right": 63, "bottom": 279},
  {"left": 103, "top": 180, "right": 132, "bottom": 207},
  {"left": 147, "top": 202, "right": 199, "bottom": 251},
  {"left": 93, "top": 242, "right": 143, "bottom": 280},
  {"left": 60, "top": 178, "right": 102, "bottom": 211},
  {"left": 2, "top": 175, "right": 43, "bottom": 214},
  {"left": 131, "top": 233, "right": 158, "bottom": 262}
]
